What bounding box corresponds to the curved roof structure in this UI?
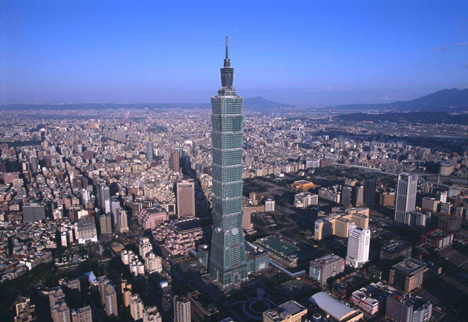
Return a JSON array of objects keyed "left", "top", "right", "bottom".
[{"left": 310, "top": 292, "right": 356, "bottom": 321}]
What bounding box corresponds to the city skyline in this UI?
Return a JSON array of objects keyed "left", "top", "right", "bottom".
[{"left": 1, "top": 1, "right": 468, "bottom": 105}]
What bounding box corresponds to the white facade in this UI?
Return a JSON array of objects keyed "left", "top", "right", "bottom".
[
  {"left": 265, "top": 199, "right": 275, "bottom": 212},
  {"left": 346, "top": 224, "right": 370, "bottom": 268}
]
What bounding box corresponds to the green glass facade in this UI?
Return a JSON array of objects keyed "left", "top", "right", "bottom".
[{"left": 208, "top": 38, "right": 248, "bottom": 288}]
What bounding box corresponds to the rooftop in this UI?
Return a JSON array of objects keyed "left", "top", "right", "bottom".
[{"left": 392, "top": 258, "right": 427, "bottom": 275}]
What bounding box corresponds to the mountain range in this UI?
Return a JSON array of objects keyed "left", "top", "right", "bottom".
[
  {"left": 0, "top": 96, "right": 291, "bottom": 111},
  {"left": 334, "top": 88, "right": 468, "bottom": 112}
]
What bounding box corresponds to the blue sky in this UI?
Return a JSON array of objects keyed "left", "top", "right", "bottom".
[{"left": 1, "top": 0, "right": 467, "bottom": 105}]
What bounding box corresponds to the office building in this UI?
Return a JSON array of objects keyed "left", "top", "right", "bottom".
[
  {"left": 99, "top": 214, "right": 112, "bottom": 235},
  {"left": 138, "top": 207, "right": 168, "bottom": 230},
  {"left": 147, "top": 141, "right": 154, "bottom": 162},
  {"left": 421, "top": 228, "right": 454, "bottom": 251},
  {"left": 265, "top": 198, "right": 275, "bottom": 212},
  {"left": 98, "top": 185, "right": 110, "bottom": 212},
  {"left": 350, "top": 282, "right": 397, "bottom": 315},
  {"left": 174, "top": 296, "right": 191, "bottom": 322},
  {"left": 380, "top": 192, "right": 395, "bottom": 207},
  {"left": 389, "top": 259, "right": 427, "bottom": 293},
  {"left": 364, "top": 178, "right": 376, "bottom": 206},
  {"left": 341, "top": 186, "right": 352, "bottom": 207},
  {"left": 77, "top": 217, "right": 98, "bottom": 244},
  {"left": 208, "top": 37, "right": 248, "bottom": 288},
  {"left": 309, "top": 254, "right": 345, "bottom": 284},
  {"left": 395, "top": 174, "right": 418, "bottom": 223},
  {"left": 22, "top": 203, "right": 46, "bottom": 222},
  {"left": 263, "top": 300, "right": 307, "bottom": 322},
  {"left": 438, "top": 215, "right": 462, "bottom": 232},
  {"left": 314, "top": 207, "right": 369, "bottom": 240},
  {"left": 294, "top": 192, "right": 318, "bottom": 208},
  {"left": 170, "top": 150, "right": 180, "bottom": 172},
  {"left": 116, "top": 208, "right": 129, "bottom": 233},
  {"left": 380, "top": 241, "right": 412, "bottom": 265},
  {"left": 177, "top": 180, "right": 196, "bottom": 218},
  {"left": 188, "top": 290, "right": 219, "bottom": 322},
  {"left": 404, "top": 211, "right": 430, "bottom": 227},
  {"left": 421, "top": 197, "right": 439, "bottom": 213},
  {"left": 352, "top": 185, "right": 365, "bottom": 207},
  {"left": 386, "top": 293, "right": 432, "bottom": 322},
  {"left": 346, "top": 224, "right": 370, "bottom": 268}
]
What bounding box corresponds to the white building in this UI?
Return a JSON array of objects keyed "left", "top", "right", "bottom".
[
  {"left": 145, "top": 253, "right": 163, "bottom": 274},
  {"left": 265, "top": 199, "right": 275, "bottom": 212},
  {"left": 346, "top": 224, "right": 370, "bottom": 268},
  {"left": 130, "top": 293, "right": 144, "bottom": 321},
  {"left": 294, "top": 192, "right": 318, "bottom": 208},
  {"left": 173, "top": 296, "right": 191, "bottom": 322},
  {"left": 139, "top": 237, "right": 153, "bottom": 259}
]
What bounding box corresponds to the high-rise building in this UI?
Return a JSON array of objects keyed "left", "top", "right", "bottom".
[
  {"left": 176, "top": 180, "right": 196, "bottom": 218},
  {"left": 386, "top": 293, "right": 432, "bottom": 322},
  {"left": 116, "top": 208, "right": 129, "bottom": 233},
  {"left": 342, "top": 185, "right": 352, "bottom": 207},
  {"left": 365, "top": 178, "right": 376, "bottom": 206},
  {"left": 145, "top": 252, "right": 163, "bottom": 274},
  {"left": 99, "top": 214, "right": 112, "bottom": 235},
  {"left": 395, "top": 174, "right": 418, "bottom": 223},
  {"left": 147, "top": 141, "right": 154, "bottom": 162},
  {"left": 71, "top": 306, "right": 92, "bottom": 322},
  {"left": 170, "top": 150, "right": 180, "bottom": 173},
  {"left": 353, "top": 184, "right": 365, "bottom": 207},
  {"left": 265, "top": 198, "right": 275, "bottom": 212},
  {"left": 389, "top": 259, "right": 427, "bottom": 293},
  {"left": 173, "top": 296, "right": 191, "bottom": 322},
  {"left": 208, "top": 37, "right": 248, "bottom": 288},
  {"left": 309, "top": 254, "right": 345, "bottom": 284},
  {"left": 346, "top": 224, "right": 371, "bottom": 268},
  {"left": 130, "top": 294, "right": 144, "bottom": 321},
  {"left": 98, "top": 185, "right": 110, "bottom": 212},
  {"left": 139, "top": 237, "right": 153, "bottom": 258},
  {"left": 98, "top": 276, "right": 118, "bottom": 318},
  {"left": 188, "top": 290, "right": 219, "bottom": 322}
]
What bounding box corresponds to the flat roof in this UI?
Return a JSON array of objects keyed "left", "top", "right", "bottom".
[{"left": 392, "top": 259, "right": 426, "bottom": 275}]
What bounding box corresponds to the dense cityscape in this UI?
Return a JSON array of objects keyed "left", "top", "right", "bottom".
[{"left": 2, "top": 1, "right": 468, "bottom": 322}]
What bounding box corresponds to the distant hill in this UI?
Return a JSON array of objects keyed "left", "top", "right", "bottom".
[
  {"left": 0, "top": 96, "right": 292, "bottom": 111},
  {"left": 337, "top": 112, "right": 468, "bottom": 125},
  {"left": 243, "top": 96, "right": 294, "bottom": 110},
  {"left": 336, "top": 88, "right": 468, "bottom": 112}
]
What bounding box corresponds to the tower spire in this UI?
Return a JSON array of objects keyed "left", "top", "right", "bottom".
[
  {"left": 224, "top": 36, "right": 230, "bottom": 68},
  {"left": 225, "top": 36, "right": 229, "bottom": 59}
]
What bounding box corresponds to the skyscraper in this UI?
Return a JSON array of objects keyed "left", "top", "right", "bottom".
[
  {"left": 173, "top": 296, "right": 191, "bottom": 322},
  {"left": 176, "top": 179, "right": 196, "bottom": 218},
  {"left": 208, "top": 37, "right": 248, "bottom": 288},
  {"left": 395, "top": 173, "right": 418, "bottom": 223},
  {"left": 364, "top": 178, "right": 376, "bottom": 206},
  {"left": 170, "top": 150, "right": 180, "bottom": 172},
  {"left": 346, "top": 224, "right": 370, "bottom": 268},
  {"left": 147, "top": 141, "right": 154, "bottom": 162}
]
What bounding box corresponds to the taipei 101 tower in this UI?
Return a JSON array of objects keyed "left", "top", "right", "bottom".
[{"left": 208, "top": 37, "right": 248, "bottom": 288}]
